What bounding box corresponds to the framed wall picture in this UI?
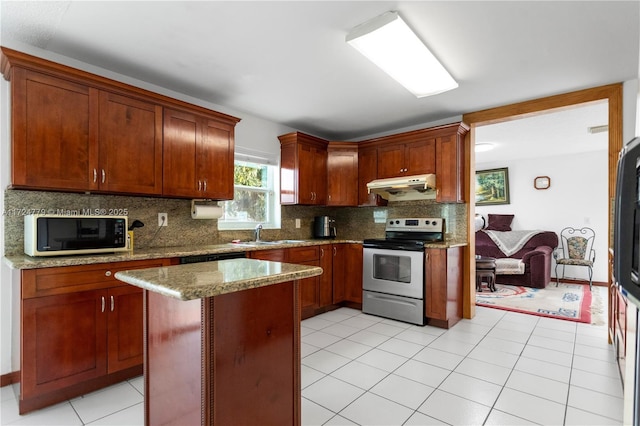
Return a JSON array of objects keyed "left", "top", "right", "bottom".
[{"left": 475, "top": 167, "right": 510, "bottom": 205}]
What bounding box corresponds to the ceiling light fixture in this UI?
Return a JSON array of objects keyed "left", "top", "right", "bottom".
[
  {"left": 475, "top": 143, "right": 495, "bottom": 153},
  {"left": 346, "top": 11, "right": 458, "bottom": 98}
]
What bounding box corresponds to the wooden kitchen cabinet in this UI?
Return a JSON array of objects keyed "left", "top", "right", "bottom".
[
  {"left": 2, "top": 47, "right": 239, "bottom": 198},
  {"left": 376, "top": 135, "right": 436, "bottom": 179},
  {"left": 319, "top": 244, "right": 334, "bottom": 307},
  {"left": 98, "top": 91, "right": 163, "bottom": 195},
  {"left": 162, "top": 108, "right": 236, "bottom": 199},
  {"left": 333, "top": 243, "right": 363, "bottom": 305},
  {"left": 435, "top": 123, "right": 469, "bottom": 202},
  {"left": 327, "top": 142, "right": 359, "bottom": 206},
  {"left": 9, "top": 68, "right": 96, "bottom": 191},
  {"left": 289, "top": 246, "right": 322, "bottom": 317},
  {"left": 250, "top": 246, "right": 321, "bottom": 318},
  {"left": 358, "top": 146, "right": 387, "bottom": 207},
  {"left": 425, "top": 247, "right": 463, "bottom": 328},
  {"left": 8, "top": 66, "right": 162, "bottom": 195},
  {"left": 279, "top": 132, "right": 328, "bottom": 205},
  {"left": 19, "top": 258, "right": 169, "bottom": 414}
]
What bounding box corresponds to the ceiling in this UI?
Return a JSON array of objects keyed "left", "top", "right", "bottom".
[
  {"left": 0, "top": 1, "right": 638, "bottom": 142},
  {"left": 475, "top": 100, "right": 609, "bottom": 163}
]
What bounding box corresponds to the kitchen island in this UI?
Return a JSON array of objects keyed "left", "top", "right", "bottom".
[{"left": 115, "top": 258, "right": 322, "bottom": 426}]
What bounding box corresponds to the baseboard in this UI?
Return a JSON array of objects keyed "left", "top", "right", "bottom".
[
  {"left": 554, "top": 278, "right": 607, "bottom": 287},
  {"left": 1, "top": 371, "right": 20, "bottom": 388}
]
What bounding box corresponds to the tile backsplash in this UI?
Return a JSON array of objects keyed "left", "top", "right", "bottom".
[{"left": 4, "top": 189, "right": 467, "bottom": 255}]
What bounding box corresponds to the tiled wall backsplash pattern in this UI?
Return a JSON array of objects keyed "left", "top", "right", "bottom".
[{"left": 4, "top": 190, "right": 467, "bottom": 255}]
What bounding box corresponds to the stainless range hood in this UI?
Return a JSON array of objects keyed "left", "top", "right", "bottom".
[{"left": 367, "top": 174, "right": 436, "bottom": 201}]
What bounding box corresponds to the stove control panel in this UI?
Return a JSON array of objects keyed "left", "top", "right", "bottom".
[{"left": 386, "top": 218, "right": 444, "bottom": 232}]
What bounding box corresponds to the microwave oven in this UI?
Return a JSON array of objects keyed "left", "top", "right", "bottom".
[{"left": 24, "top": 215, "right": 128, "bottom": 257}]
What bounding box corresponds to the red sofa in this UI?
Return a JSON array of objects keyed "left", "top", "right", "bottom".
[{"left": 475, "top": 231, "right": 559, "bottom": 288}]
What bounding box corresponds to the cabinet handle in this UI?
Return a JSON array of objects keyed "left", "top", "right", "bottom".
[
  {"left": 203, "top": 179, "right": 207, "bottom": 192},
  {"left": 101, "top": 169, "right": 106, "bottom": 183},
  {"left": 110, "top": 295, "right": 114, "bottom": 312},
  {"left": 105, "top": 271, "right": 112, "bottom": 277},
  {"left": 101, "top": 296, "right": 105, "bottom": 313},
  {"left": 93, "top": 168, "right": 97, "bottom": 183},
  {"left": 197, "top": 180, "right": 202, "bottom": 192},
  {"left": 333, "top": 247, "right": 337, "bottom": 256},
  {"left": 320, "top": 248, "right": 324, "bottom": 258}
]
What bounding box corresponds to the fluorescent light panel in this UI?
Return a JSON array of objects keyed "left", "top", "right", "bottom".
[{"left": 347, "top": 11, "right": 458, "bottom": 98}]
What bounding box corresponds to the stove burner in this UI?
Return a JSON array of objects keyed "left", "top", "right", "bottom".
[{"left": 363, "top": 217, "right": 444, "bottom": 250}]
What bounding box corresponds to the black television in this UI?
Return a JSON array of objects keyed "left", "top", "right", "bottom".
[{"left": 614, "top": 136, "right": 640, "bottom": 306}]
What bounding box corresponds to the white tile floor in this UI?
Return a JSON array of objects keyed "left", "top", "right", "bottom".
[{"left": 1, "top": 287, "right": 624, "bottom": 425}]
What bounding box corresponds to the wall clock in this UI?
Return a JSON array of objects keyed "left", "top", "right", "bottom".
[{"left": 534, "top": 176, "right": 551, "bottom": 190}]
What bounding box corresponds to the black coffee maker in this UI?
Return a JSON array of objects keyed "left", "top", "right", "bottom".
[{"left": 313, "top": 216, "right": 336, "bottom": 239}]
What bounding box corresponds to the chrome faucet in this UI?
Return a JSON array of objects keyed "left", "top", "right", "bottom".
[{"left": 254, "top": 223, "right": 263, "bottom": 242}]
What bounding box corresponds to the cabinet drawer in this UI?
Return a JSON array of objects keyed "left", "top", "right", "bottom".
[
  {"left": 288, "top": 246, "right": 319, "bottom": 263},
  {"left": 22, "top": 259, "right": 168, "bottom": 298},
  {"left": 250, "top": 249, "right": 287, "bottom": 262}
]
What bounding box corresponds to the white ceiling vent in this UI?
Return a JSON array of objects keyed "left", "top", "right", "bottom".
[{"left": 587, "top": 125, "right": 609, "bottom": 134}]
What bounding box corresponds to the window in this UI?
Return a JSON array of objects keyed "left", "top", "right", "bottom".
[{"left": 218, "top": 149, "right": 280, "bottom": 230}]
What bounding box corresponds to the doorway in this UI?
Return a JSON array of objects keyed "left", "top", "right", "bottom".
[{"left": 461, "top": 83, "right": 623, "bottom": 320}]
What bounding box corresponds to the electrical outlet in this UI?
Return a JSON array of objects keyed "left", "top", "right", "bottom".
[
  {"left": 158, "top": 213, "right": 168, "bottom": 226},
  {"left": 295, "top": 218, "right": 301, "bottom": 229}
]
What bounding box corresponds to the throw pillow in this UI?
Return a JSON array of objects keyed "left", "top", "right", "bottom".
[{"left": 486, "top": 214, "right": 514, "bottom": 231}]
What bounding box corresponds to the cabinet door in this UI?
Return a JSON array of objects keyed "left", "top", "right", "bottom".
[
  {"left": 107, "top": 285, "right": 143, "bottom": 373},
  {"left": 405, "top": 138, "right": 436, "bottom": 175},
  {"left": 332, "top": 245, "right": 346, "bottom": 304},
  {"left": 199, "top": 118, "right": 235, "bottom": 200},
  {"left": 297, "top": 144, "right": 315, "bottom": 204},
  {"left": 312, "top": 147, "right": 328, "bottom": 205},
  {"left": 98, "top": 91, "right": 162, "bottom": 195},
  {"left": 299, "top": 260, "right": 320, "bottom": 315},
  {"left": 358, "top": 147, "right": 386, "bottom": 206},
  {"left": 343, "top": 244, "right": 364, "bottom": 304},
  {"left": 436, "top": 134, "right": 464, "bottom": 202},
  {"left": 249, "top": 249, "right": 287, "bottom": 261},
  {"left": 319, "top": 245, "right": 333, "bottom": 307},
  {"left": 425, "top": 249, "right": 447, "bottom": 321},
  {"left": 162, "top": 108, "right": 199, "bottom": 197},
  {"left": 327, "top": 149, "right": 358, "bottom": 206},
  {"left": 11, "top": 68, "right": 98, "bottom": 191},
  {"left": 377, "top": 144, "right": 405, "bottom": 178},
  {"left": 298, "top": 144, "right": 326, "bottom": 204},
  {"left": 21, "top": 290, "right": 108, "bottom": 399}
]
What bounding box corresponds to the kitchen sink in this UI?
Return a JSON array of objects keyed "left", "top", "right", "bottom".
[{"left": 227, "top": 240, "right": 306, "bottom": 247}]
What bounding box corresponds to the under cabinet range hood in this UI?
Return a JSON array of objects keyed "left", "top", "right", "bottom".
[{"left": 367, "top": 174, "right": 436, "bottom": 201}]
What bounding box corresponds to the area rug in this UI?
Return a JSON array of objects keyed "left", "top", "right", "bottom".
[{"left": 476, "top": 282, "right": 592, "bottom": 324}]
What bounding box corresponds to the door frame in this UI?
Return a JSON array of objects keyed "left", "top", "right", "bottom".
[{"left": 461, "top": 83, "right": 623, "bottom": 320}]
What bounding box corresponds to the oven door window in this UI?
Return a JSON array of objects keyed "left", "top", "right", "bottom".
[{"left": 373, "top": 254, "right": 411, "bottom": 283}]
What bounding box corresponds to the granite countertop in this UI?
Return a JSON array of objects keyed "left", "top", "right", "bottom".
[
  {"left": 3, "top": 238, "right": 467, "bottom": 270},
  {"left": 114, "top": 258, "right": 323, "bottom": 300}
]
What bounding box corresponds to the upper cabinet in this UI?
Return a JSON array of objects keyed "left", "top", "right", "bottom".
[
  {"left": 1, "top": 47, "right": 239, "bottom": 199},
  {"left": 376, "top": 134, "right": 436, "bottom": 179},
  {"left": 435, "top": 123, "right": 469, "bottom": 203},
  {"left": 327, "top": 142, "right": 358, "bottom": 206},
  {"left": 98, "top": 91, "right": 163, "bottom": 195},
  {"left": 357, "top": 122, "right": 469, "bottom": 204},
  {"left": 279, "top": 132, "right": 328, "bottom": 205},
  {"left": 162, "top": 108, "right": 235, "bottom": 199}
]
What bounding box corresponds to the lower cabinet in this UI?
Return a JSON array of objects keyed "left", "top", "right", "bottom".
[
  {"left": 425, "top": 247, "right": 463, "bottom": 328},
  {"left": 19, "top": 258, "right": 169, "bottom": 414},
  {"left": 333, "top": 243, "right": 363, "bottom": 305},
  {"left": 251, "top": 243, "right": 364, "bottom": 317}
]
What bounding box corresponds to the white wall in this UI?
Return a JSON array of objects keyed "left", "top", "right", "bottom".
[{"left": 477, "top": 150, "right": 609, "bottom": 282}]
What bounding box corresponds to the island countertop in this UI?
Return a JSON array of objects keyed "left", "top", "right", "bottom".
[{"left": 114, "top": 258, "right": 323, "bottom": 300}]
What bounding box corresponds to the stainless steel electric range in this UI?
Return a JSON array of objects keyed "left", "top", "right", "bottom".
[{"left": 362, "top": 218, "right": 444, "bottom": 325}]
